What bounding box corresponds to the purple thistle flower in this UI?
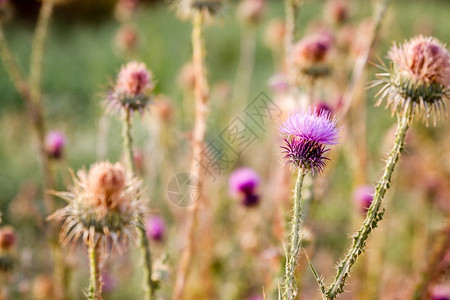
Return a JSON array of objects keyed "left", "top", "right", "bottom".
[
  {"left": 431, "top": 285, "right": 450, "bottom": 300},
  {"left": 229, "top": 167, "right": 261, "bottom": 207},
  {"left": 145, "top": 216, "right": 165, "bottom": 242},
  {"left": 45, "top": 131, "right": 66, "bottom": 160},
  {"left": 280, "top": 108, "right": 340, "bottom": 174},
  {"left": 353, "top": 185, "right": 374, "bottom": 214}
]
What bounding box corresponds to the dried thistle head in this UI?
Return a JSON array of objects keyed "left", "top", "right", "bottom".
[
  {"left": 106, "top": 61, "right": 154, "bottom": 117},
  {"left": 48, "top": 161, "right": 146, "bottom": 252},
  {"left": 175, "top": 0, "right": 224, "bottom": 22},
  {"left": 237, "top": 0, "right": 266, "bottom": 25},
  {"left": 374, "top": 35, "right": 450, "bottom": 123}
]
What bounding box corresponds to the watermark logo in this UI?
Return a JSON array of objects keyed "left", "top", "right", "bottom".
[{"left": 167, "top": 173, "right": 201, "bottom": 208}]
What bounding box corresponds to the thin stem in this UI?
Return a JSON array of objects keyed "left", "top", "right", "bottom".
[
  {"left": 282, "top": 167, "right": 307, "bottom": 300},
  {"left": 232, "top": 25, "right": 256, "bottom": 106},
  {"left": 29, "top": 0, "right": 54, "bottom": 104},
  {"left": 325, "top": 101, "right": 413, "bottom": 299},
  {"left": 88, "top": 243, "right": 102, "bottom": 300},
  {"left": 121, "top": 108, "right": 155, "bottom": 300},
  {"left": 284, "top": 0, "right": 301, "bottom": 99},
  {"left": 174, "top": 12, "right": 209, "bottom": 300},
  {"left": 340, "top": 0, "right": 391, "bottom": 116},
  {"left": 122, "top": 108, "right": 135, "bottom": 173}
]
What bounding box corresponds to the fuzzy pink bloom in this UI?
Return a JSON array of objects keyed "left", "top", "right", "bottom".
[
  {"left": 45, "top": 131, "right": 66, "bottom": 159},
  {"left": 293, "top": 34, "right": 332, "bottom": 65},
  {"left": 116, "top": 61, "right": 153, "bottom": 97},
  {"left": 353, "top": 185, "right": 374, "bottom": 214},
  {"left": 325, "top": 0, "right": 349, "bottom": 25},
  {"left": 116, "top": 26, "right": 138, "bottom": 53},
  {"left": 0, "top": 226, "right": 16, "bottom": 251},
  {"left": 388, "top": 35, "right": 450, "bottom": 86}
]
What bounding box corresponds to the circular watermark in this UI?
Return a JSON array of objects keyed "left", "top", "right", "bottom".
[{"left": 167, "top": 172, "right": 201, "bottom": 208}]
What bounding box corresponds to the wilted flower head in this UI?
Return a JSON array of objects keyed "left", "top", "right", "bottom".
[
  {"left": 374, "top": 35, "right": 450, "bottom": 122},
  {"left": 325, "top": 0, "right": 349, "bottom": 25},
  {"left": 48, "top": 161, "right": 145, "bottom": 251},
  {"left": 114, "top": 0, "right": 139, "bottom": 22},
  {"left": 353, "top": 185, "right": 374, "bottom": 214},
  {"left": 280, "top": 108, "right": 340, "bottom": 174},
  {"left": 45, "top": 130, "right": 66, "bottom": 160},
  {"left": 145, "top": 216, "right": 166, "bottom": 241},
  {"left": 0, "top": 226, "right": 16, "bottom": 252},
  {"left": 229, "top": 167, "right": 261, "bottom": 207},
  {"left": 176, "top": 0, "right": 224, "bottom": 21},
  {"left": 106, "top": 61, "right": 154, "bottom": 116},
  {"left": 237, "top": 0, "right": 266, "bottom": 25},
  {"left": 115, "top": 25, "right": 138, "bottom": 54},
  {"left": 293, "top": 33, "right": 332, "bottom": 78},
  {"left": 0, "top": 226, "right": 16, "bottom": 273}
]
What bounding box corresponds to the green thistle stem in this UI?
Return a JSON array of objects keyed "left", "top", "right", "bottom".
[
  {"left": 283, "top": 167, "right": 307, "bottom": 300},
  {"left": 88, "top": 244, "right": 102, "bottom": 300},
  {"left": 284, "top": 0, "right": 301, "bottom": 95},
  {"left": 121, "top": 108, "right": 156, "bottom": 300},
  {"left": 325, "top": 101, "right": 413, "bottom": 299}
]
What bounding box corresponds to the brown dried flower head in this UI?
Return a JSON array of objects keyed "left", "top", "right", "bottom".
[
  {"left": 48, "top": 161, "right": 145, "bottom": 251},
  {"left": 374, "top": 35, "right": 450, "bottom": 123}
]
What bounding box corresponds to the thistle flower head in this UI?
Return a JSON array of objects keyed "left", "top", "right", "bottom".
[
  {"left": 374, "top": 35, "right": 450, "bottom": 123},
  {"left": 106, "top": 61, "right": 154, "bottom": 117},
  {"left": 325, "top": 0, "right": 349, "bottom": 25},
  {"left": 0, "top": 226, "right": 16, "bottom": 273},
  {"left": 280, "top": 108, "right": 340, "bottom": 174},
  {"left": 264, "top": 19, "right": 286, "bottom": 51},
  {"left": 293, "top": 33, "right": 332, "bottom": 78},
  {"left": 115, "top": 25, "right": 138, "bottom": 54},
  {"left": 45, "top": 130, "right": 66, "bottom": 160},
  {"left": 0, "top": 226, "right": 16, "bottom": 252},
  {"left": 176, "top": 0, "right": 224, "bottom": 22},
  {"left": 145, "top": 216, "right": 166, "bottom": 242},
  {"left": 48, "top": 161, "right": 145, "bottom": 251},
  {"left": 229, "top": 167, "right": 261, "bottom": 207}
]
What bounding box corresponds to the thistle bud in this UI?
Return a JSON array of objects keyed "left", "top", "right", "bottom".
[{"left": 45, "top": 131, "right": 66, "bottom": 160}]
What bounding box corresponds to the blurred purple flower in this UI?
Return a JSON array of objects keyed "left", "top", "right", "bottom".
[
  {"left": 313, "top": 101, "right": 333, "bottom": 116},
  {"left": 229, "top": 168, "right": 261, "bottom": 207},
  {"left": 245, "top": 295, "right": 263, "bottom": 300},
  {"left": 145, "top": 216, "right": 165, "bottom": 242},
  {"left": 229, "top": 167, "right": 260, "bottom": 197},
  {"left": 45, "top": 131, "right": 66, "bottom": 160},
  {"left": 101, "top": 272, "right": 117, "bottom": 293},
  {"left": 353, "top": 185, "right": 374, "bottom": 214},
  {"left": 431, "top": 285, "right": 450, "bottom": 300}
]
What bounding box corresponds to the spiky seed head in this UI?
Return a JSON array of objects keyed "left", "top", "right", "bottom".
[
  {"left": 48, "top": 161, "right": 145, "bottom": 252},
  {"left": 106, "top": 61, "right": 154, "bottom": 117},
  {"left": 175, "top": 0, "right": 224, "bottom": 22},
  {"left": 280, "top": 108, "right": 340, "bottom": 174},
  {"left": 374, "top": 35, "right": 450, "bottom": 123}
]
